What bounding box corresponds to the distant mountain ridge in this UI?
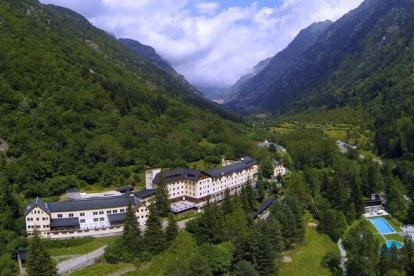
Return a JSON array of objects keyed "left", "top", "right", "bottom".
[
  {"left": 224, "top": 20, "right": 333, "bottom": 109},
  {"left": 224, "top": 0, "right": 414, "bottom": 115},
  {"left": 118, "top": 38, "right": 176, "bottom": 75},
  {"left": 224, "top": 57, "right": 272, "bottom": 102}
]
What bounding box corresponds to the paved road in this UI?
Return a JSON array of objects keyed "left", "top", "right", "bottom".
[
  {"left": 57, "top": 245, "right": 107, "bottom": 275},
  {"left": 337, "top": 239, "right": 347, "bottom": 276}
]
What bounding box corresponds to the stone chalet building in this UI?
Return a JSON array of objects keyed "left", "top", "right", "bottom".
[{"left": 25, "top": 157, "right": 258, "bottom": 239}]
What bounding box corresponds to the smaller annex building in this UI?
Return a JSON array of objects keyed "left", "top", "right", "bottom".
[{"left": 25, "top": 191, "right": 152, "bottom": 239}]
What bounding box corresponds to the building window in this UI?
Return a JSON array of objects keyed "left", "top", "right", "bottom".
[
  {"left": 113, "top": 210, "right": 118, "bottom": 214},
  {"left": 107, "top": 210, "right": 112, "bottom": 214},
  {"left": 80, "top": 219, "right": 86, "bottom": 223},
  {"left": 57, "top": 214, "right": 62, "bottom": 218},
  {"left": 99, "top": 217, "right": 105, "bottom": 221},
  {"left": 80, "top": 213, "right": 85, "bottom": 217},
  {"left": 69, "top": 213, "right": 74, "bottom": 218},
  {"left": 120, "top": 209, "right": 125, "bottom": 213},
  {"left": 36, "top": 218, "right": 39, "bottom": 221},
  {"left": 93, "top": 218, "right": 98, "bottom": 222},
  {"left": 99, "top": 211, "right": 104, "bottom": 215},
  {"left": 93, "top": 212, "right": 98, "bottom": 215}
]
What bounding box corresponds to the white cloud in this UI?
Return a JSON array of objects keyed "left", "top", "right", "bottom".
[
  {"left": 39, "top": 0, "right": 364, "bottom": 88},
  {"left": 197, "top": 2, "right": 220, "bottom": 16}
]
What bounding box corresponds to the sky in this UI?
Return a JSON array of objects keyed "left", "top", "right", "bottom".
[{"left": 39, "top": 0, "right": 364, "bottom": 88}]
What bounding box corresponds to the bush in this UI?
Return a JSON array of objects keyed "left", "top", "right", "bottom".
[{"left": 321, "top": 252, "right": 341, "bottom": 273}]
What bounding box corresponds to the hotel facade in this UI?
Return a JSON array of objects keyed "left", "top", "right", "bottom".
[{"left": 25, "top": 157, "right": 258, "bottom": 239}]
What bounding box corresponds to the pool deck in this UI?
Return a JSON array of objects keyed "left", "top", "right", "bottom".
[{"left": 365, "top": 216, "right": 402, "bottom": 246}]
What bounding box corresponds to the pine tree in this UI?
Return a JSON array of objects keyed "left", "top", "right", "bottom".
[
  {"left": 255, "top": 234, "right": 277, "bottom": 276},
  {"left": 27, "top": 230, "right": 57, "bottom": 276},
  {"left": 122, "top": 203, "right": 142, "bottom": 255},
  {"left": 256, "top": 181, "right": 266, "bottom": 202},
  {"left": 258, "top": 217, "right": 283, "bottom": 252},
  {"left": 245, "top": 181, "right": 258, "bottom": 212},
  {"left": 195, "top": 203, "right": 225, "bottom": 244},
  {"left": 165, "top": 215, "right": 178, "bottom": 243},
  {"left": 154, "top": 176, "right": 170, "bottom": 217},
  {"left": 223, "top": 201, "right": 249, "bottom": 242},
  {"left": 286, "top": 196, "right": 304, "bottom": 242},
  {"left": 144, "top": 206, "right": 167, "bottom": 254},
  {"left": 233, "top": 260, "right": 259, "bottom": 276},
  {"left": 221, "top": 188, "right": 233, "bottom": 214},
  {"left": 239, "top": 187, "right": 250, "bottom": 213},
  {"left": 233, "top": 229, "right": 258, "bottom": 264}
]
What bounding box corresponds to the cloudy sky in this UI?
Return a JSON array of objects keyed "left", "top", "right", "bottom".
[{"left": 39, "top": 0, "right": 364, "bottom": 88}]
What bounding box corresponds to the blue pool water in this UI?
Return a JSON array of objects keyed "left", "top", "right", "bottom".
[
  {"left": 369, "top": 217, "right": 396, "bottom": 234},
  {"left": 386, "top": 240, "right": 403, "bottom": 249}
]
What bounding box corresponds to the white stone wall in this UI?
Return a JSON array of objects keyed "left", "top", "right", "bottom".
[
  {"left": 26, "top": 207, "right": 51, "bottom": 237},
  {"left": 26, "top": 202, "right": 150, "bottom": 239}
]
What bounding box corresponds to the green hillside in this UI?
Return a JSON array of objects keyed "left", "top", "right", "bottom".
[{"left": 0, "top": 0, "right": 250, "bottom": 200}]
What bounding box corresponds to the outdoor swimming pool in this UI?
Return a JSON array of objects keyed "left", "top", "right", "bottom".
[
  {"left": 369, "top": 217, "right": 396, "bottom": 234},
  {"left": 386, "top": 240, "right": 403, "bottom": 249}
]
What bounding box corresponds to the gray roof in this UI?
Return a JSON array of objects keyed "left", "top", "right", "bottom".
[
  {"left": 153, "top": 168, "right": 208, "bottom": 184},
  {"left": 25, "top": 197, "right": 51, "bottom": 216},
  {"left": 47, "top": 195, "right": 140, "bottom": 213},
  {"left": 208, "top": 157, "right": 257, "bottom": 178},
  {"left": 50, "top": 217, "right": 80, "bottom": 228},
  {"left": 135, "top": 188, "right": 157, "bottom": 199},
  {"left": 108, "top": 213, "right": 126, "bottom": 223}
]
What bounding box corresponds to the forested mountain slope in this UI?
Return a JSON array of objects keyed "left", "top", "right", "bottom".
[
  {"left": 0, "top": 0, "right": 249, "bottom": 198},
  {"left": 225, "top": 0, "right": 414, "bottom": 160},
  {"left": 118, "top": 38, "right": 177, "bottom": 75},
  {"left": 224, "top": 20, "right": 332, "bottom": 109},
  {"left": 224, "top": 57, "right": 272, "bottom": 102}
]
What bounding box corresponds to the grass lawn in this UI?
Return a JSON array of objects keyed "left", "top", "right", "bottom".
[
  {"left": 385, "top": 234, "right": 404, "bottom": 243},
  {"left": 69, "top": 263, "right": 134, "bottom": 276},
  {"left": 49, "top": 236, "right": 117, "bottom": 256},
  {"left": 384, "top": 216, "right": 402, "bottom": 232},
  {"left": 373, "top": 234, "right": 387, "bottom": 245},
  {"left": 279, "top": 212, "right": 339, "bottom": 276}
]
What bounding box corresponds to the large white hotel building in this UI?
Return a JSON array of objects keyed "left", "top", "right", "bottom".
[{"left": 25, "top": 157, "right": 258, "bottom": 239}]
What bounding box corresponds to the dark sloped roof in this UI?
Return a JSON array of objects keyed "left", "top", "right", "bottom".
[
  {"left": 25, "top": 197, "right": 51, "bottom": 216},
  {"left": 50, "top": 217, "right": 80, "bottom": 228},
  {"left": 47, "top": 195, "right": 140, "bottom": 212},
  {"left": 208, "top": 157, "right": 257, "bottom": 178},
  {"left": 153, "top": 168, "right": 207, "bottom": 184},
  {"left": 17, "top": 249, "right": 27, "bottom": 261},
  {"left": 135, "top": 188, "right": 157, "bottom": 199},
  {"left": 108, "top": 213, "right": 126, "bottom": 223},
  {"left": 252, "top": 196, "right": 275, "bottom": 219}
]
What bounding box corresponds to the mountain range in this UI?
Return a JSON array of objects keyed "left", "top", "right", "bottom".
[
  {"left": 224, "top": 0, "right": 414, "bottom": 114},
  {"left": 223, "top": 0, "right": 414, "bottom": 159}
]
